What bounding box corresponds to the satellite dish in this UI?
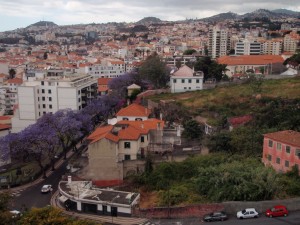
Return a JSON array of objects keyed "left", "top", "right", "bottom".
[{"left": 109, "top": 118, "right": 117, "bottom": 125}]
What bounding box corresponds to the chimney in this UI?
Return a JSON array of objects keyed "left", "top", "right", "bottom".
[{"left": 68, "top": 175, "right": 72, "bottom": 184}]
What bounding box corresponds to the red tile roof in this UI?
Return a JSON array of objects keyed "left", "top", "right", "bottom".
[
  {"left": 264, "top": 130, "right": 300, "bottom": 147},
  {"left": 0, "top": 124, "right": 10, "bottom": 130},
  {"left": 87, "top": 125, "right": 119, "bottom": 144},
  {"left": 228, "top": 115, "right": 252, "bottom": 127},
  {"left": 87, "top": 119, "right": 164, "bottom": 143},
  {"left": 217, "top": 55, "right": 284, "bottom": 66},
  {"left": 116, "top": 103, "right": 151, "bottom": 117},
  {"left": 98, "top": 78, "right": 112, "bottom": 85},
  {"left": 7, "top": 78, "right": 23, "bottom": 85}
]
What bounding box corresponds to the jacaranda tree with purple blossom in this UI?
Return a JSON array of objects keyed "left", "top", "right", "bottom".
[{"left": 37, "top": 109, "right": 82, "bottom": 160}]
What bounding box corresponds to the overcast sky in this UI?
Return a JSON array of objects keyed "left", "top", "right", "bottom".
[{"left": 0, "top": 0, "right": 299, "bottom": 32}]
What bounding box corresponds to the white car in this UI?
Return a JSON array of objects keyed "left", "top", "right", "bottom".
[
  {"left": 237, "top": 208, "right": 259, "bottom": 219},
  {"left": 10, "top": 210, "right": 21, "bottom": 218},
  {"left": 41, "top": 184, "right": 52, "bottom": 193}
]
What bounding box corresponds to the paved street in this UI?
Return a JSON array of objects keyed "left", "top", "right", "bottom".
[
  {"left": 11, "top": 159, "right": 68, "bottom": 210},
  {"left": 152, "top": 212, "right": 300, "bottom": 225}
]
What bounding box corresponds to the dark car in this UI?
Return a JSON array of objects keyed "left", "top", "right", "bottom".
[
  {"left": 203, "top": 211, "right": 228, "bottom": 222},
  {"left": 265, "top": 205, "right": 288, "bottom": 218}
]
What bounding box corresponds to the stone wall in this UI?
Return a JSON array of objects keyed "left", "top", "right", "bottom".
[{"left": 133, "top": 204, "right": 224, "bottom": 219}]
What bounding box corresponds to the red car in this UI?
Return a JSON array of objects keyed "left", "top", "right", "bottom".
[{"left": 265, "top": 205, "right": 288, "bottom": 218}]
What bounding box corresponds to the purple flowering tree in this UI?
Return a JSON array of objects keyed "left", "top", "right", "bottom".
[{"left": 37, "top": 109, "right": 82, "bottom": 160}]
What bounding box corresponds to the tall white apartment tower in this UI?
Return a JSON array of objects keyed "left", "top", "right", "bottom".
[
  {"left": 11, "top": 70, "right": 98, "bottom": 132},
  {"left": 208, "top": 25, "right": 230, "bottom": 59}
]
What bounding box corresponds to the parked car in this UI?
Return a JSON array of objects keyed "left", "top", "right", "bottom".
[
  {"left": 203, "top": 211, "right": 228, "bottom": 222},
  {"left": 237, "top": 208, "right": 259, "bottom": 219},
  {"left": 41, "top": 184, "right": 52, "bottom": 193},
  {"left": 10, "top": 210, "right": 21, "bottom": 218},
  {"left": 265, "top": 205, "right": 288, "bottom": 218}
]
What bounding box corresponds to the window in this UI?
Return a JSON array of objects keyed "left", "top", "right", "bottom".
[
  {"left": 122, "top": 117, "right": 129, "bottom": 120},
  {"left": 49, "top": 97, "right": 52, "bottom": 101},
  {"left": 42, "top": 97, "right": 45, "bottom": 101},
  {"left": 285, "top": 160, "right": 289, "bottom": 167},
  {"left": 296, "top": 149, "right": 300, "bottom": 158},
  {"left": 196, "top": 79, "right": 199, "bottom": 83},
  {"left": 268, "top": 154, "right": 272, "bottom": 161},
  {"left": 277, "top": 143, "right": 282, "bottom": 151},
  {"left": 141, "top": 136, "right": 145, "bottom": 143},
  {"left": 124, "top": 155, "right": 131, "bottom": 160},
  {"left": 78, "top": 98, "right": 81, "bottom": 102},
  {"left": 173, "top": 79, "right": 177, "bottom": 83},
  {"left": 188, "top": 79, "right": 192, "bottom": 83},
  {"left": 41, "top": 81, "right": 44, "bottom": 86},
  {"left": 276, "top": 158, "right": 281, "bottom": 164},
  {"left": 268, "top": 140, "right": 273, "bottom": 147},
  {"left": 42, "top": 104, "right": 46, "bottom": 108},
  {"left": 37, "top": 89, "right": 39, "bottom": 94},
  {"left": 42, "top": 89, "right": 45, "bottom": 94},
  {"left": 181, "top": 79, "right": 185, "bottom": 83},
  {"left": 38, "top": 97, "right": 40, "bottom": 101},
  {"left": 124, "top": 142, "right": 131, "bottom": 149},
  {"left": 286, "top": 146, "right": 291, "bottom": 154},
  {"left": 49, "top": 104, "right": 52, "bottom": 109},
  {"left": 48, "top": 89, "right": 51, "bottom": 94}
]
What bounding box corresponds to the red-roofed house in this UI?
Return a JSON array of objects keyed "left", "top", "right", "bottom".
[
  {"left": 116, "top": 103, "right": 151, "bottom": 122},
  {"left": 262, "top": 130, "right": 300, "bottom": 174},
  {"left": 97, "top": 78, "right": 111, "bottom": 95},
  {"left": 217, "top": 55, "right": 284, "bottom": 77},
  {"left": 86, "top": 118, "right": 164, "bottom": 182}
]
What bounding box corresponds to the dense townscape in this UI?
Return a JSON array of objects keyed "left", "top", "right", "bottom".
[{"left": 0, "top": 7, "right": 300, "bottom": 225}]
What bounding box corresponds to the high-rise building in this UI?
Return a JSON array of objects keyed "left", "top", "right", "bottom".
[
  {"left": 283, "top": 31, "right": 300, "bottom": 53},
  {"left": 235, "top": 40, "right": 261, "bottom": 55},
  {"left": 208, "top": 25, "right": 231, "bottom": 59},
  {"left": 11, "top": 70, "right": 98, "bottom": 133},
  {"left": 260, "top": 39, "right": 283, "bottom": 55}
]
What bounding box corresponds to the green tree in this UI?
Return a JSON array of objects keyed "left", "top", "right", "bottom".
[
  {"left": 183, "top": 49, "right": 197, "bottom": 55},
  {"left": 138, "top": 53, "right": 169, "bottom": 88},
  {"left": 18, "top": 207, "right": 99, "bottom": 225},
  {"left": 8, "top": 68, "right": 16, "bottom": 79},
  {"left": 182, "top": 119, "right": 204, "bottom": 140}
]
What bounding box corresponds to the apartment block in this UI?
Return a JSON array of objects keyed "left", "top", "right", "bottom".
[{"left": 11, "top": 70, "right": 98, "bottom": 132}]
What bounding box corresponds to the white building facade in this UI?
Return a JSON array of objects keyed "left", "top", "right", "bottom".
[
  {"left": 170, "top": 65, "right": 204, "bottom": 93},
  {"left": 11, "top": 70, "right": 97, "bottom": 132},
  {"left": 235, "top": 40, "right": 261, "bottom": 55}
]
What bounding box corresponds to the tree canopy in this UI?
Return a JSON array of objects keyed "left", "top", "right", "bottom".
[
  {"left": 194, "top": 57, "right": 227, "bottom": 81},
  {"left": 138, "top": 53, "right": 170, "bottom": 88}
]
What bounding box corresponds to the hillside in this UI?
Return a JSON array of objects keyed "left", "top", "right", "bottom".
[
  {"left": 148, "top": 77, "right": 300, "bottom": 124},
  {"left": 136, "top": 17, "right": 162, "bottom": 25},
  {"left": 137, "top": 77, "right": 300, "bottom": 207},
  {"left": 26, "top": 21, "right": 58, "bottom": 28}
]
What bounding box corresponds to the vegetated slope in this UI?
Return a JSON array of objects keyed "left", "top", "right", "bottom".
[
  {"left": 137, "top": 77, "right": 300, "bottom": 206},
  {"left": 149, "top": 77, "right": 300, "bottom": 121}
]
